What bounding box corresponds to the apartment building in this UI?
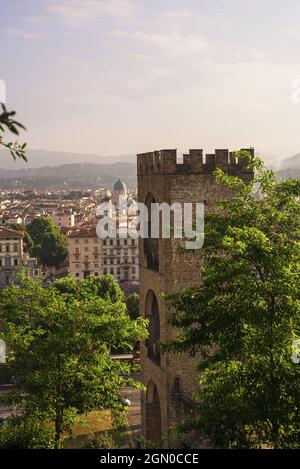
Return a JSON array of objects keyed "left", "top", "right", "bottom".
[
  {"left": 67, "top": 228, "right": 101, "bottom": 280},
  {"left": 102, "top": 235, "right": 139, "bottom": 282},
  {"left": 98, "top": 178, "right": 139, "bottom": 283},
  {"left": 0, "top": 227, "right": 39, "bottom": 287},
  {"left": 49, "top": 212, "right": 75, "bottom": 228}
]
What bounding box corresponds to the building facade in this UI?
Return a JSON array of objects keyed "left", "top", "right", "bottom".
[
  {"left": 67, "top": 228, "right": 102, "bottom": 280},
  {"left": 98, "top": 179, "right": 139, "bottom": 283},
  {"left": 102, "top": 235, "right": 139, "bottom": 282},
  {"left": 50, "top": 213, "right": 75, "bottom": 228},
  {"left": 137, "top": 148, "right": 254, "bottom": 447},
  {"left": 0, "top": 227, "right": 39, "bottom": 287}
]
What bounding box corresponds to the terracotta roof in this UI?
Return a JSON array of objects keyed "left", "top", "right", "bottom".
[
  {"left": 68, "top": 228, "right": 97, "bottom": 238},
  {"left": 0, "top": 227, "right": 24, "bottom": 238}
]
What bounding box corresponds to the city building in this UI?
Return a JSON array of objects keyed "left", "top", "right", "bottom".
[
  {"left": 0, "top": 214, "right": 23, "bottom": 225},
  {"left": 138, "top": 148, "right": 254, "bottom": 447},
  {"left": 67, "top": 227, "right": 101, "bottom": 280},
  {"left": 102, "top": 233, "right": 139, "bottom": 282},
  {"left": 55, "top": 178, "right": 140, "bottom": 285},
  {"left": 0, "top": 227, "right": 39, "bottom": 287},
  {"left": 49, "top": 212, "right": 75, "bottom": 228},
  {"left": 96, "top": 179, "right": 139, "bottom": 284}
]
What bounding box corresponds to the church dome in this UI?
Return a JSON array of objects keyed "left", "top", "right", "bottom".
[
  {"left": 113, "top": 178, "right": 127, "bottom": 192},
  {"left": 112, "top": 178, "right": 127, "bottom": 208}
]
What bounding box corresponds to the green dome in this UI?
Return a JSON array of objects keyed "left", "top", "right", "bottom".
[
  {"left": 113, "top": 178, "right": 127, "bottom": 191},
  {"left": 127, "top": 198, "right": 135, "bottom": 206}
]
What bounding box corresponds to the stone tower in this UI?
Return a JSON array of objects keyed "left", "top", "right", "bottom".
[{"left": 137, "top": 148, "right": 254, "bottom": 448}]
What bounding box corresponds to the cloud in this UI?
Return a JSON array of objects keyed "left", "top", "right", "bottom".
[
  {"left": 113, "top": 30, "right": 208, "bottom": 55},
  {"left": 3, "top": 27, "right": 40, "bottom": 40},
  {"left": 159, "top": 10, "right": 192, "bottom": 20},
  {"left": 45, "top": 0, "right": 138, "bottom": 23}
]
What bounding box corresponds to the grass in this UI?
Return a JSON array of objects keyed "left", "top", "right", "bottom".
[{"left": 64, "top": 410, "right": 131, "bottom": 449}]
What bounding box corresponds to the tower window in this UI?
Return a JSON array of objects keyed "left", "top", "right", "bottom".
[
  {"left": 145, "top": 290, "right": 160, "bottom": 366},
  {"left": 144, "top": 193, "right": 159, "bottom": 271},
  {"left": 174, "top": 377, "right": 181, "bottom": 394}
]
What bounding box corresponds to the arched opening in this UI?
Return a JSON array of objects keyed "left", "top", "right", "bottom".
[
  {"left": 146, "top": 380, "right": 162, "bottom": 444},
  {"left": 144, "top": 193, "right": 159, "bottom": 271},
  {"left": 145, "top": 290, "right": 160, "bottom": 365},
  {"left": 173, "top": 377, "right": 181, "bottom": 394}
]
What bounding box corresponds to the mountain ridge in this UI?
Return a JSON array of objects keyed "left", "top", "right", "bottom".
[
  {"left": 0, "top": 161, "right": 137, "bottom": 190},
  {"left": 280, "top": 153, "right": 300, "bottom": 170},
  {"left": 0, "top": 149, "right": 136, "bottom": 169}
]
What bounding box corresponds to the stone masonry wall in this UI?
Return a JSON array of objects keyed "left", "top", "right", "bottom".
[{"left": 138, "top": 148, "right": 254, "bottom": 447}]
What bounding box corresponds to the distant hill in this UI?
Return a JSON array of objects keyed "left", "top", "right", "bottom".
[
  {"left": 0, "top": 162, "right": 137, "bottom": 190},
  {"left": 277, "top": 153, "right": 300, "bottom": 180},
  {"left": 277, "top": 168, "right": 300, "bottom": 181},
  {"left": 0, "top": 149, "right": 136, "bottom": 169},
  {"left": 0, "top": 148, "right": 298, "bottom": 191},
  {"left": 280, "top": 153, "right": 300, "bottom": 170}
]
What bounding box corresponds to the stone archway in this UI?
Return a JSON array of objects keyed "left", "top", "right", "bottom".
[{"left": 146, "top": 380, "right": 162, "bottom": 444}]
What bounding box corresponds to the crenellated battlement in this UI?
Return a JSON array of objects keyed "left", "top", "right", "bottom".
[{"left": 137, "top": 148, "right": 254, "bottom": 177}]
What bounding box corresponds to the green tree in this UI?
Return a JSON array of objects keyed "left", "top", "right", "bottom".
[
  {"left": 0, "top": 275, "right": 148, "bottom": 447},
  {"left": 126, "top": 293, "right": 140, "bottom": 320},
  {"left": 26, "top": 217, "right": 68, "bottom": 267},
  {"left": 51, "top": 274, "right": 80, "bottom": 296},
  {"left": 0, "top": 104, "right": 27, "bottom": 161},
  {"left": 164, "top": 152, "right": 300, "bottom": 448},
  {"left": 52, "top": 274, "right": 125, "bottom": 304},
  {"left": 81, "top": 274, "right": 125, "bottom": 303},
  {"left": 23, "top": 231, "right": 34, "bottom": 253}
]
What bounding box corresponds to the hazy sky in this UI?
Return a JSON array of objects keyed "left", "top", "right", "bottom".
[{"left": 2, "top": 0, "right": 300, "bottom": 162}]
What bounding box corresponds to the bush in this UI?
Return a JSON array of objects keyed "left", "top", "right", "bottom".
[
  {"left": 0, "top": 365, "right": 13, "bottom": 385},
  {"left": 111, "top": 409, "right": 128, "bottom": 431},
  {"left": 0, "top": 415, "right": 55, "bottom": 449},
  {"left": 83, "top": 432, "right": 118, "bottom": 449}
]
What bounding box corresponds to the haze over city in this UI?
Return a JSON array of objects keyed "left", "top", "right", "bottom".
[{"left": 2, "top": 0, "right": 300, "bottom": 164}]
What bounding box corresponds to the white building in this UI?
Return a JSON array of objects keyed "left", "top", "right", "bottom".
[
  {"left": 99, "top": 179, "right": 139, "bottom": 283},
  {"left": 102, "top": 235, "right": 139, "bottom": 282}
]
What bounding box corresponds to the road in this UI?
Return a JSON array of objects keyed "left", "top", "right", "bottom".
[
  {"left": 122, "top": 386, "right": 142, "bottom": 446},
  {"left": 1, "top": 383, "right": 142, "bottom": 447}
]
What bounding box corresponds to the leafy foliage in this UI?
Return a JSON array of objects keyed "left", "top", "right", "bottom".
[
  {"left": 0, "top": 275, "right": 148, "bottom": 447},
  {"left": 81, "top": 274, "right": 125, "bottom": 303},
  {"left": 52, "top": 274, "right": 125, "bottom": 303},
  {"left": 83, "top": 432, "right": 118, "bottom": 449},
  {"left": 164, "top": 152, "right": 300, "bottom": 448},
  {"left": 0, "top": 104, "right": 27, "bottom": 161},
  {"left": 126, "top": 293, "right": 140, "bottom": 320},
  {"left": 26, "top": 217, "right": 68, "bottom": 266},
  {"left": 0, "top": 414, "right": 55, "bottom": 449}
]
